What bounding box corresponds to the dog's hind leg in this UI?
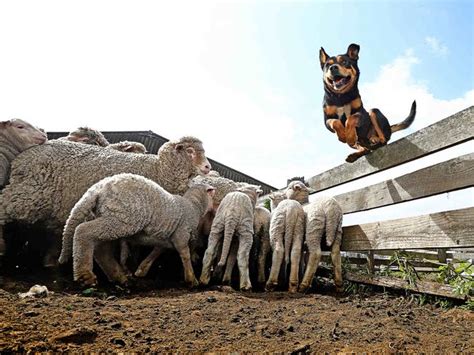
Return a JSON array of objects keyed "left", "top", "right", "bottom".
[
  {"left": 368, "top": 110, "right": 387, "bottom": 144},
  {"left": 346, "top": 144, "right": 369, "bottom": 163}
]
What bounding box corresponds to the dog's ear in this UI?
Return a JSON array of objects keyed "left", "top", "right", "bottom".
[
  {"left": 346, "top": 43, "right": 360, "bottom": 60},
  {"left": 319, "top": 47, "right": 330, "bottom": 69}
]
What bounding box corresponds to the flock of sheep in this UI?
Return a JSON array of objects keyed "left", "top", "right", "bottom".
[{"left": 0, "top": 118, "right": 343, "bottom": 293}]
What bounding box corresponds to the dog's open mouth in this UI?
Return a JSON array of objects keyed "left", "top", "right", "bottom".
[{"left": 329, "top": 75, "right": 351, "bottom": 90}]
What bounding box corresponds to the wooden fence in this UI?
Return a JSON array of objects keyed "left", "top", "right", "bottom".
[{"left": 270, "top": 106, "right": 474, "bottom": 299}]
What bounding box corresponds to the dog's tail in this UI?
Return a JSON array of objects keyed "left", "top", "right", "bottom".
[{"left": 391, "top": 100, "right": 416, "bottom": 133}]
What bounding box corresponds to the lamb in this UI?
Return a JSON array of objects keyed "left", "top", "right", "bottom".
[
  {"left": 265, "top": 191, "right": 305, "bottom": 293},
  {"left": 58, "top": 173, "right": 215, "bottom": 286},
  {"left": 221, "top": 205, "right": 271, "bottom": 286},
  {"left": 199, "top": 184, "right": 262, "bottom": 291},
  {"left": 132, "top": 175, "right": 260, "bottom": 279},
  {"left": 0, "top": 136, "right": 211, "bottom": 267},
  {"left": 0, "top": 118, "right": 48, "bottom": 187},
  {"left": 106, "top": 141, "right": 147, "bottom": 154},
  {"left": 298, "top": 196, "right": 343, "bottom": 293},
  {"left": 58, "top": 126, "right": 110, "bottom": 146},
  {"left": 60, "top": 126, "right": 148, "bottom": 154},
  {"left": 0, "top": 118, "right": 48, "bottom": 256}
]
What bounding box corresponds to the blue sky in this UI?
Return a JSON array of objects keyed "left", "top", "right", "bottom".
[{"left": 0, "top": 0, "right": 472, "bottom": 191}]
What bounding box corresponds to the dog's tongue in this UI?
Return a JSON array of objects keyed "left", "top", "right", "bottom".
[{"left": 334, "top": 76, "right": 348, "bottom": 89}]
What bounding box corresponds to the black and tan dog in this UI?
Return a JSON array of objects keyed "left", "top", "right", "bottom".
[{"left": 320, "top": 43, "right": 416, "bottom": 162}]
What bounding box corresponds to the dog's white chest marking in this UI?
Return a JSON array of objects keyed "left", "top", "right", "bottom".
[{"left": 337, "top": 104, "right": 352, "bottom": 119}]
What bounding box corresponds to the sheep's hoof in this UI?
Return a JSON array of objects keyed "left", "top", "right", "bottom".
[
  {"left": 288, "top": 285, "right": 298, "bottom": 293},
  {"left": 240, "top": 285, "right": 252, "bottom": 292},
  {"left": 75, "top": 272, "right": 98, "bottom": 287},
  {"left": 134, "top": 268, "right": 148, "bottom": 278},
  {"left": 265, "top": 282, "right": 277, "bottom": 292},
  {"left": 199, "top": 274, "right": 210, "bottom": 286},
  {"left": 187, "top": 277, "right": 200, "bottom": 289},
  {"left": 213, "top": 264, "right": 225, "bottom": 280},
  {"left": 298, "top": 283, "right": 309, "bottom": 293}
]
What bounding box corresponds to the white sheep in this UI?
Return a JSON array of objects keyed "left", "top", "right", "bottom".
[
  {"left": 221, "top": 205, "right": 271, "bottom": 286},
  {"left": 265, "top": 191, "right": 305, "bottom": 293},
  {"left": 0, "top": 118, "right": 47, "bottom": 256},
  {"left": 58, "top": 173, "right": 215, "bottom": 287},
  {"left": 132, "top": 175, "right": 259, "bottom": 279},
  {"left": 299, "top": 196, "right": 343, "bottom": 293},
  {"left": 0, "top": 136, "right": 211, "bottom": 268},
  {"left": 0, "top": 118, "right": 48, "bottom": 187},
  {"left": 106, "top": 141, "right": 147, "bottom": 154},
  {"left": 58, "top": 126, "right": 110, "bottom": 146},
  {"left": 199, "top": 184, "right": 261, "bottom": 291}
]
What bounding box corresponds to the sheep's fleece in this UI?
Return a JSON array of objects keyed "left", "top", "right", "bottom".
[{"left": 0, "top": 136, "right": 210, "bottom": 232}]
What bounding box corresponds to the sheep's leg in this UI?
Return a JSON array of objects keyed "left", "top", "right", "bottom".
[
  {"left": 288, "top": 240, "right": 303, "bottom": 293},
  {"left": 257, "top": 235, "right": 270, "bottom": 285},
  {"left": 0, "top": 227, "right": 5, "bottom": 258},
  {"left": 94, "top": 242, "right": 129, "bottom": 285},
  {"left": 331, "top": 242, "right": 343, "bottom": 293},
  {"left": 200, "top": 225, "right": 223, "bottom": 285},
  {"left": 298, "top": 245, "right": 322, "bottom": 293},
  {"left": 222, "top": 239, "right": 238, "bottom": 285},
  {"left": 119, "top": 240, "right": 132, "bottom": 276},
  {"left": 172, "top": 230, "right": 198, "bottom": 288},
  {"left": 43, "top": 232, "right": 62, "bottom": 267},
  {"left": 265, "top": 234, "right": 284, "bottom": 291},
  {"left": 236, "top": 231, "right": 253, "bottom": 291},
  {"left": 73, "top": 222, "right": 99, "bottom": 286},
  {"left": 134, "top": 246, "right": 163, "bottom": 278}
]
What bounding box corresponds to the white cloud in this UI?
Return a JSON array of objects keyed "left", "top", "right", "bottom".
[
  {"left": 425, "top": 36, "right": 449, "bottom": 56},
  {"left": 360, "top": 49, "right": 473, "bottom": 138}
]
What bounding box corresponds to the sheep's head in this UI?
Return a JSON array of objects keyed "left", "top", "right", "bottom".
[
  {"left": 0, "top": 118, "right": 48, "bottom": 150},
  {"left": 237, "top": 183, "right": 263, "bottom": 207},
  {"left": 285, "top": 181, "right": 309, "bottom": 204},
  {"left": 108, "top": 141, "right": 147, "bottom": 154},
  {"left": 175, "top": 136, "right": 211, "bottom": 175},
  {"left": 268, "top": 190, "right": 286, "bottom": 210},
  {"left": 64, "top": 126, "right": 109, "bottom": 147},
  {"left": 186, "top": 182, "right": 216, "bottom": 213}
]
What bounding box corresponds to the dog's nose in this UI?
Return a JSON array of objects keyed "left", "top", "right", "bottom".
[{"left": 330, "top": 65, "right": 338, "bottom": 73}]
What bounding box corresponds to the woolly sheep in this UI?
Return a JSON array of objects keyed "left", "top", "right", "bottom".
[
  {"left": 133, "top": 176, "right": 261, "bottom": 279},
  {"left": 299, "top": 196, "right": 343, "bottom": 293},
  {"left": 200, "top": 184, "right": 262, "bottom": 291},
  {"left": 221, "top": 205, "right": 271, "bottom": 286},
  {"left": 106, "top": 141, "right": 147, "bottom": 154},
  {"left": 0, "top": 118, "right": 48, "bottom": 187},
  {"left": 0, "top": 118, "right": 47, "bottom": 256},
  {"left": 265, "top": 192, "right": 305, "bottom": 293},
  {"left": 58, "top": 173, "right": 215, "bottom": 287},
  {"left": 285, "top": 180, "right": 310, "bottom": 204},
  {"left": 59, "top": 126, "right": 110, "bottom": 146},
  {"left": 0, "top": 136, "right": 211, "bottom": 267}
]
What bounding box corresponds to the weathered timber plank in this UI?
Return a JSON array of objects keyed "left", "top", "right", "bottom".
[
  {"left": 344, "top": 272, "right": 467, "bottom": 300},
  {"left": 341, "top": 207, "right": 474, "bottom": 251},
  {"left": 307, "top": 106, "right": 474, "bottom": 192},
  {"left": 334, "top": 153, "right": 474, "bottom": 214}
]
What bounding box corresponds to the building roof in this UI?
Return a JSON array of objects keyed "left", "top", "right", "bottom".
[{"left": 47, "top": 130, "right": 277, "bottom": 195}]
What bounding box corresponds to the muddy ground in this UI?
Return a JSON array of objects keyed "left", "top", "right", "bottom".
[{"left": 0, "top": 270, "right": 472, "bottom": 353}]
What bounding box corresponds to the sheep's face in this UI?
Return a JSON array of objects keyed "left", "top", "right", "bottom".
[
  {"left": 285, "top": 181, "right": 309, "bottom": 203},
  {"left": 206, "top": 186, "right": 216, "bottom": 212},
  {"left": 3, "top": 119, "right": 48, "bottom": 148},
  {"left": 237, "top": 184, "right": 262, "bottom": 207},
  {"left": 176, "top": 141, "right": 212, "bottom": 175},
  {"left": 269, "top": 191, "right": 286, "bottom": 210},
  {"left": 65, "top": 127, "right": 109, "bottom": 147}
]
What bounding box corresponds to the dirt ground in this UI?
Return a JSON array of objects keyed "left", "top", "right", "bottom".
[{"left": 0, "top": 271, "right": 472, "bottom": 353}]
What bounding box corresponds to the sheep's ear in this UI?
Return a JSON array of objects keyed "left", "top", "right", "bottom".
[
  {"left": 346, "top": 43, "right": 360, "bottom": 60},
  {"left": 319, "top": 47, "right": 330, "bottom": 69},
  {"left": 293, "top": 184, "right": 302, "bottom": 191},
  {"left": 207, "top": 186, "right": 216, "bottom": 197},
  {"left": 122, "top": 144, "right": 134, "bottom": 152},
  {"left": 175, "top": 143, "right": 184, "bottom": 151},
  {"left": 0, "top": 120, "right": 11, "bottom": 128}
]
